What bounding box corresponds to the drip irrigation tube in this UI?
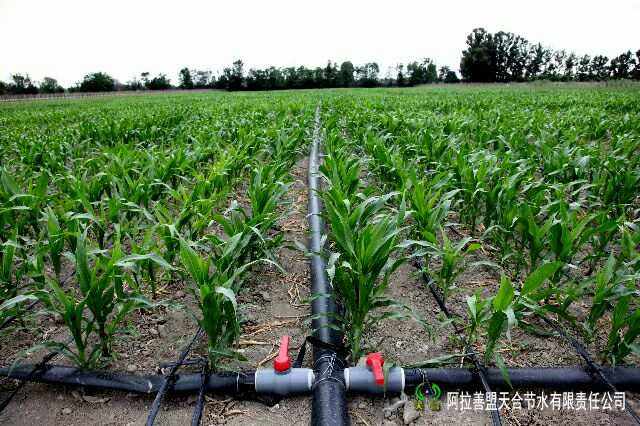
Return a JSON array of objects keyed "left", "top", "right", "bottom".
[
  {"left": 538, "top": 315, "right": 640, "bottom": 424},
  {"left": 146, "top": 327, "right": 205, "bottom": 425},
  {"left": 414, "top": 258, "right": 502, "bottom": 426},
  {"left": 308, "top": 105, "right": 350, "bottom": 426}
]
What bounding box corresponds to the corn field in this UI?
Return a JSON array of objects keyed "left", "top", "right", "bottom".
[{"left": 0, "top": 86, "right": 639, "bottom": 424}]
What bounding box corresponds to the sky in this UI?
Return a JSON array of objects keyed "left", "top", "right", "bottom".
[{"left": 1, "top": 0, "right": 639, "bottom": 87}]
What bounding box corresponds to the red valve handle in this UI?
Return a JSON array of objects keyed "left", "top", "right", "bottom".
[
  {"left": 274, "top": 335, "right": 292, "bottom": 373},
  {"left": 366, "top": 352, "right": 385, "bottom": 386}
]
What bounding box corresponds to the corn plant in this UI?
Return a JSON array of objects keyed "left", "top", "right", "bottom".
[
  {"left": 43, "top": 208, "right": 65, "bottom": 281},
  {"left": 0, "top": 236, "right": 20, "bottom": 322},
  {"left": 603, "top": 295, "right": 640, "bottom": 365},
  {"left": 547, "top": 202, "right": 596, "bottom": 267},
  {"left": 1, "top": 231, "right": 158, "bottom": 367},
  {"left": 324, "top": 189, "right": 415, "bottom": 360},
  {"left": 214, "top": 163, "right": 288, "bottom": 263},
  {"left": 319, "top": 149, "right": 362, "bottom": 203},
  {"left": 620, "top": 223, "right": 640, "bottom": 272},
  {"left": 407, "top": 175, "right": 457, "bottom": 245},
  {"left": 179, "top": 235, "right": 251, "bottom": 366},
  {"left": 420, "top": 232, "right": 483, "bottom": 302},
  {"left": 465, "top": 262, "right": 562, "bottom": 363}
]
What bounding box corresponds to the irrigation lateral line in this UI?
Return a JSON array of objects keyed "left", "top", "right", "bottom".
[
  {"left": 414, "top": 258, "right": 503, "bottom": 426},
  {"left": 539, "top": 315, "right": 640, "bottom": 424},
  {"left": 0, "top": 349, "right": 59, "bottom": 413},
  {"left": 146, "top": 327, "right": 205, "bottom": 426},
  {"left": 308, "top": 104, "right": 350, "bottom": 426}
]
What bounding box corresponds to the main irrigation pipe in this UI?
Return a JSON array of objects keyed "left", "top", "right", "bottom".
[
  {"left": 307, "top": 105, "right": 350, "bottom": 425},
  {"left": 3, "top": 365, "right": 640, "bottom": 393}
]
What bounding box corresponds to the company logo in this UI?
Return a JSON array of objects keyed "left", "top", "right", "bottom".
[{"left": 415, "top": 382, "right": 442, "bottom": 410}]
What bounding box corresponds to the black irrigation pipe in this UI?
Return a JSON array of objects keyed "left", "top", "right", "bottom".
[
  {"left": 145, "top": 327, "right": 205, "bottom": 426},
  {"left": 4, "top": 364, "right": 640, "bottom": 393},
  {"left": 539, "top": 314, "right": 640, "bottom": 424},
  {"left": 403, "top": 367, "right": 640, "bottom": 391},
  {"left": 414, "top": 257, "right": 503, "bottom": 426},
  {"left": 0, "top": 364, "right": 256, "bottom": 394},
  {"left": 308, "top": 105, "right": 350, "bottom": 426}
]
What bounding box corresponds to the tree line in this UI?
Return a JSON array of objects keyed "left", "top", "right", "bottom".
[
  {"left": 461, "top": 28, "right": 640, "bottom": 82},
  {"left": 1, "top": 28, "right": 638, "bottom": 95}
]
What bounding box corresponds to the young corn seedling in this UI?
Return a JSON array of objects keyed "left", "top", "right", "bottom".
[
  {"left": 324, "top": 190, "right": 415, "bottom": 361},
  {"left": 75, "top": 230, "right": 161, "bottom": 358},
  {"left": 620, "top": 224, "right": 640, "bottom": 272},
  {"left": 179, "top": 235, "right": 253, "bottom": 367},
  {"left": 512, "top": 203, "right": 554, "bottom": 272},
  {"left": 0, "top": 168, "right": 49, "bottom": 239},
  {"left": 465, "top": 262, "right": 562, "bottom": 371},
  {"left": 603, "top": 294, "right": 640, "bottom": 365},
  {"left": 1, "top": 230, "right": 157, "bottom": 368},
  {"left": 1, "top": 235, "right": 20, "bottom": 322},
  {"left": 421, "top": 232, "right": 482, "bottom": 302},
  {"left": 407, "top": 175, "right": 457, "bottom": 245},
  {"left": 214, "top": 162, "right": 288, "bottom": 264},
  {"left": 548, "top": 202, "right": 596, "bottom": 268},
  {"left": 585, "top": 255, "right": 637, "bottom": 342},
  {"left": 43, "top": 208, "right": 65, "bottom": 282},
  {"left": 319, "top": 148, "right": 362, "bottom": 203}
]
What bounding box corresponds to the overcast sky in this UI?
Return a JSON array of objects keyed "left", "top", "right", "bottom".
[{"left": 1, "top": 0, "right": 639, "bottom": 86}]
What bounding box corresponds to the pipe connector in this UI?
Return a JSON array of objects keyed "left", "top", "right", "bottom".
[
  {"left": 254, "top": 368, "right": 315, "bottom": 396},
  {"left": 344, "top": 367, "right": 405, "bottom": 394}
]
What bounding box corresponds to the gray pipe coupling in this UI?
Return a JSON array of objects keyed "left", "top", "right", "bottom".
[
  {"left": 254, "top": 368, "right": 315, "bottom": 396},
  {"left": 344, "top": 367, "right": 405, "bottom": 394}
]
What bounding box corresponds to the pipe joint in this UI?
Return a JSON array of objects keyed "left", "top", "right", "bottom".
[
  {"left": 254, "top": 368, "right": 314, "bottom": 396},
  {"left": 345, "top": 367, "right": 405, "bottom": 394}
]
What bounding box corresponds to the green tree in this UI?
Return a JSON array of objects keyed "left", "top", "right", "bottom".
[
  {"left": 396, "top": 64, "right": 406, "bottom": 86},
  {"left": 338, "top": 61, "right": 355, "bottom": 87},
  {"left": 145, "top": 74, "right": 171, "bottom": 90},
  {"left": 564, "top": 53, "right": 578, "bottom": 81},
  {"left": 324, "top": 61, "right": 338, "bottom": 87},
  {"left": 178, "top": 67, "right": 194, "bottom": 89},
  {"left": 425, "top": 60, "right": 438, "bottom": 83},
  {"left": 78, "top": 72, "right": 115, "bottom": 92},
  {"left": 444, "top": 70, "right": 460, "bottom": 83},
  {"left": 609, "top": 51, "right": 635, "bottom": 79},
  {"left": 460, "top": 28, "right": 496, "bottom": 82},
  {"left": 39, "top": 77, "right": 64, "bottom": 93},
  {"left": 222, "top": 60, "right": 244, "bottom": 91},
  {"left": 577, "top": 55, "right": 593, "bottom": 81},
  {"left": 525, "top": 43, "right": 547, "bottom": 80},
  {"left": 439, "top": 66, "right": 459, "bottom": 83},
  {"left": 356, "top": 62, "right": 379, "bottom": 87},
  {"left": 140, "top": 72, "right": 150, "bottom": 87},
  {"left": 633, "top": 50, "right": 640, "bottom": 80},
  {"left": 8, "top": 73, "right": 39, "bottom": 94},
  {"left": 591, "top": 55, "right": 610, "bottom": 80},
  {"left": 194, "top": 70, "right": 213, "bottom": 88},
  {"left": 125, "top": 77, "right": 144, "bottom": 90}
]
